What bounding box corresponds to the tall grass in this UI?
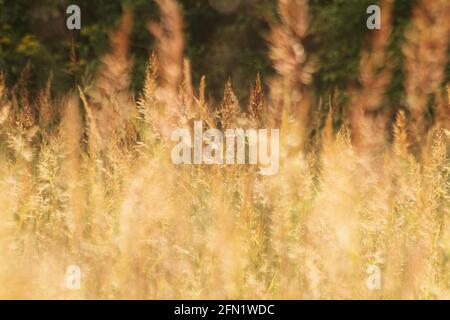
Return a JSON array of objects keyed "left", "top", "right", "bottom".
[{"left": 0, "top": 0, "right": 448, "bottom": 299}]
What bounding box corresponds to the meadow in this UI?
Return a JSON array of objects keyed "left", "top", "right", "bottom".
[{"left": 0, "top": 0, "right": 448, "bottom": 299}]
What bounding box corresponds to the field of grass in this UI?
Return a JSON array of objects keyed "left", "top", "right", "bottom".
[{"left": 0, "top": 0, "right": 448, "bottom": 299}]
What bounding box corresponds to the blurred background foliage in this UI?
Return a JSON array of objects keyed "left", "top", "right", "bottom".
[{"left": 0, "top": 0, "right": 448, "bottom": 104}]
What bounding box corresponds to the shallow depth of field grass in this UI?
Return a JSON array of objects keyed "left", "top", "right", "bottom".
[{"left": 0, "top": 0, "right": 448, "bottom": 299}]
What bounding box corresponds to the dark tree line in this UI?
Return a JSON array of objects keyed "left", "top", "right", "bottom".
[{"left": 0, "top": 0, "right": 447, "bottom": 105}]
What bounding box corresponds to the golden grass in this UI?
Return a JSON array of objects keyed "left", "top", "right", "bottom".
[{"left": 0, "top": 0, "right": 448, "bottom": 299}]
